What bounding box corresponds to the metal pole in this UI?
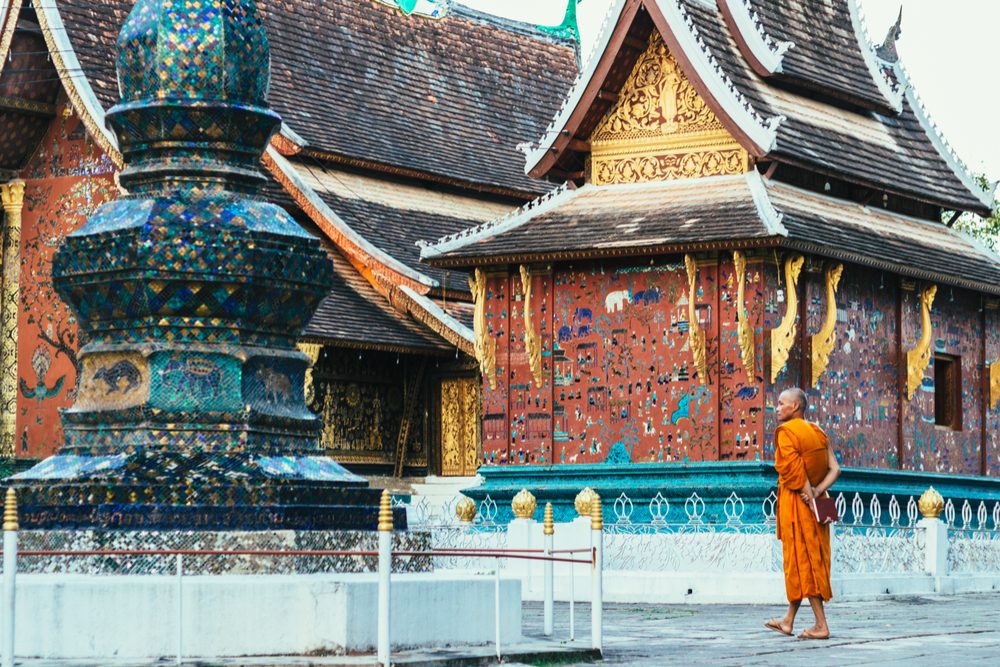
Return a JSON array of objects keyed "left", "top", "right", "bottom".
[
  {"left": 568, "top": 552, "right": 575, "bottom": 641},
  {"left": 494, "top": 558, "right": 501, "bottom": 661},
  {"left": 590, "top": 493, "right": 603, "bottom": 654},
  {"left": 2, "top": 489, "right": 17, "bottom": 667},
  {"left": 175, "top": 553, "right": 183, "bottom": 666},
  {"left": 543, "top": 502, "right": 554, "bottom": 637},
  {"left": 377, "top": 490, "right": 393, "bottom": 667}
]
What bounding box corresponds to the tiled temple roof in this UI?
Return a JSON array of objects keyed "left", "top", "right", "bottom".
[
  {"left": 524, "top": 0, "right": 994, "bottom": 215},
  {"left": 301, "top": 245, "right": 451, "bottom": 354},
  {"left": 724, "top": 0, "right": 903, "bottom": 112},
  {"left": 56, "top": 0, "right": 578, "bottom": 196},
  {"left": 422, "top": 174, "right": 1000, "bottom": 296}
]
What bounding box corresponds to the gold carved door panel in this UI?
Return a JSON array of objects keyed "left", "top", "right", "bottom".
[{"left": 440, "top": 376, "right": 480, "bottom": 477}]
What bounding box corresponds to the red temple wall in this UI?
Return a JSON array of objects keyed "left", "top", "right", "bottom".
[
  {"left": 13, "top": 106, "right": 117, "bottom": 458},
  {"left": 482, "top": 256, "right": 772, "bottom": 465},
  {"left": 803, "top": 265, "right": 900, "bottom": 469},
  {"left": 986, "top": 306, "right": 1000, "bottom": 475},
  {"left": 901, "top": 287, "right": 985, "bottom": 475},
  {"left": 480, "top": 256, "right": 997, "bottom": 475}
]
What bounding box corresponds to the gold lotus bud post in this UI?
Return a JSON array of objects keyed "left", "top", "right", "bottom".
[
  {"left": 575, "top": 487, "right": 598, "bottom": 517},
  {"left": 591, "top": 492, "right": 603, "bottom": 531},
  {"left": 2, "top": 488, "right": 17, "bottom": 531},
  {"left": 455, "top": 495, "right": 477, "bottom": 523},
  {"left": 511, "top": 488, "right": 537, "bottom": 520},
  {"left": 918, "top": 487, "right": 944, "bottom": 519},
  {"left": 378, "top": 489, "right": 394, "bottom": 532},
  {"left": 543, "top": 502, "right": 554, "bottom": 536}
]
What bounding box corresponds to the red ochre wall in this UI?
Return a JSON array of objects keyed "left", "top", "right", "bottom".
[
  {"left": 481, "top": 256, "right": 766, "bottom": 466},
  {"left": 481, "top": 256, "right": 998, "bottom": 475},
  {"left": 14, "top": 105, "right": 117, "bottom": 458}
]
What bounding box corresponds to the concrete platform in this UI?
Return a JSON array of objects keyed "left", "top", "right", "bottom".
[{"left": 8, "top": 573, "right": 522, "bottom": 659}]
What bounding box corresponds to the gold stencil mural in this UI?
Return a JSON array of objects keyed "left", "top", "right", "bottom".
[
  {"left": 440, "top": 376, "right": 480, "bottom": 477},
  {"left": 590, "top": 31, "right": 748, "bottom": 185}
]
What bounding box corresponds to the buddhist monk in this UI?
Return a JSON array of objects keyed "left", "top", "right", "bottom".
[{"left": 763, "top": 388, "right": 840, "bottom": 640}]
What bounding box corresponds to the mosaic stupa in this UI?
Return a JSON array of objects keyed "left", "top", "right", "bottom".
[{"left": 11, "top": 0, "right": 403, "bottom": 530}]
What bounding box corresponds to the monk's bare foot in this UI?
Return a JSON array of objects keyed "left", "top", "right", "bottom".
[
  {"left": 797, "top": 626, "right": 829, "bottom": 639},
  {"left": 764, "top": 618, "right": 793, "bottom": 636}
]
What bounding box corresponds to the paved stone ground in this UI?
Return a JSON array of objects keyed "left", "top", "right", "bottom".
[
  {"left": 13, "top": 594, "right": 1000, "bottom": 665},
  {"left": 516, "top": 594, "right": 1000, "bottom": 666}
]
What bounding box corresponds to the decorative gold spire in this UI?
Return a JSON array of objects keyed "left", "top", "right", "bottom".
[
  {"left": 684, "top": 255, "right": 708, "bottom": 384},
  {"left": 918, "top": 486, "right": 944, "bottom": 519},
  {"left": 378, "top": 489, "right": 394, "bottom": 532},
  {"left": 769, "top": 254, "right": 804, "bottom": 384},
  {"left": 905, "top": 285, "right": 937, "bottom": 400},
  {"left": 512, "top": 488, "right": 537, "bottom": 520},
  {"left": 3, "top": 488, "right": 18, "bottom": 531},
  {"left": 544, "top": 502, "right": 554, "bottom": 536},
  {"left": 575, "top": 487, "right": 598, "bottom": 517},
  {"left": 590, "top": 492, "right": 603, "bottom": 531},
  {"left": 455, "top": 495, "right": 477, "bottom": 523},
  {"left": 810, "top": 263, "right": 843, "bottom": 387}
]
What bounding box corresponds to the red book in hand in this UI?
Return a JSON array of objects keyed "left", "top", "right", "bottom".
[{"left": 811, "top": 496, "right": 839, "bottom": 524}]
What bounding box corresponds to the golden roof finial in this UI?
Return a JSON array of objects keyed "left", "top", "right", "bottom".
[
  {"left": 3, "top": 488, "right": 18, "bottom": 531},
  {"left": 544, "top": 502, "right": 554, "bottom": 536},
  {"left": 512, "top": 488, "right": 537, "bottom": 520},
  {"left": 590, "top": 492, "right": 603, "bottom": 531},
  {"left": 378, "top": 489, "right": 394, "bottom": 532}
]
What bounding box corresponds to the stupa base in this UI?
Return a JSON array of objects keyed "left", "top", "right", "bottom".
[{"left": 10, "top": 449, "right": 404, "bottom": 530}]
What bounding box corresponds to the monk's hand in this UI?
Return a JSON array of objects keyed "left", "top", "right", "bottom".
[{"left": 799, "top": 490, "right": 812, "bottom": 503}]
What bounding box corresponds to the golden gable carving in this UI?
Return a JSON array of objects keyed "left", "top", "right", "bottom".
[{"left": 590, "top": 31, "right": 748, "bottom": 185}]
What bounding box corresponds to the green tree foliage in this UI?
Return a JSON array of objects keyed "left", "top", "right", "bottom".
[{"left": 947, "top": 175, "right": 1000, "bottom": 253}]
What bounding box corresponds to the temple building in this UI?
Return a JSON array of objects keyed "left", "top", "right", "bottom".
[
  {"left": 420, "top": 0, "right": 1000, "bottom": 515},
  {"left": 0, "top": 0, "right": 576, "bottom": 479}
]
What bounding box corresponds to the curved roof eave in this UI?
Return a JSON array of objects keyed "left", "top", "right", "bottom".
[
  {"left": 846, "top": 0, "right": 904, "bottom": 113},
  {"left": 717, "top": 0, "right": 793, "bottom": 76},
  {"left": 35, "top": 2, "right": 123, "bottom": 168},
  {"left": 522, "top": 0, "right": 781, "bottom": 180},
  {"left": 893, "top": 64, "right": 997, "bottom": 213}
]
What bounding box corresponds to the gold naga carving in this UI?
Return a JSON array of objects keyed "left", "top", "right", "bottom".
[
  {"left": 905, "top": 284, "right": 937, "bottom": 400},
  {"left": 809, "top": 263, "right": 844, "bottom": 388},
  {"left": 732, "top": 251, "right": 755, "bottom": 382},
  {"left": 769, "top": 254, "right": 804, "bottom": 385},
  {"left": 468, "top": 268, "right": 496, "bottom": 390},
  {"left": 519, "top": 265, "right": 544, "bottom": 388},
  {"left": 684, "top": 254, "right": 709, "bottom": 384},
  {"left": 589, "top": 31, "right": 748, "bottom": 186}
]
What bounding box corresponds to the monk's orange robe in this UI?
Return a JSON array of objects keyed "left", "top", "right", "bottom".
[{"left": 775, "top": 417, "right": 832, "bottom": 602}]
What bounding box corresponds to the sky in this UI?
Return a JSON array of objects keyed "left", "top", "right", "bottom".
[{"left": 459, "top": 0, "right": 1000, "bottom": 184}]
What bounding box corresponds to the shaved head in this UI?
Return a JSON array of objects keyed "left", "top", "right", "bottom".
[{"left": 778, "top": 388, "right": 808, "bottom": 421}]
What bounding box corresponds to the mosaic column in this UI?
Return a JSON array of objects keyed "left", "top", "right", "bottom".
[{"left": 0, "top": 180, "right": 24, "bottom": 458}]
